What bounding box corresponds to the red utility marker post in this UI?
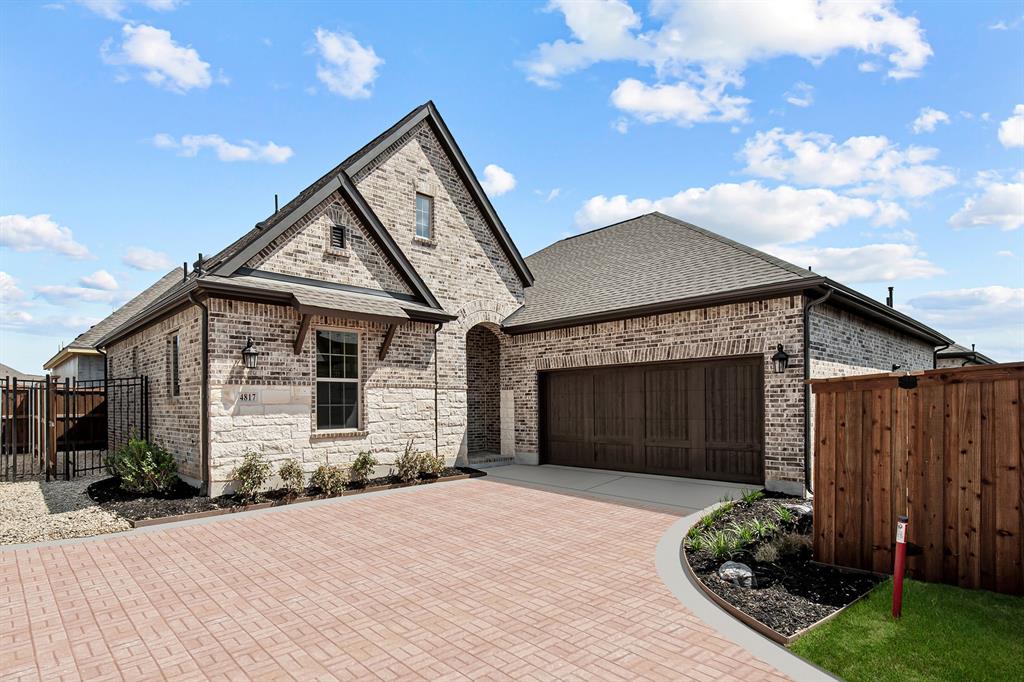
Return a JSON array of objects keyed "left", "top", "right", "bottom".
[{"left": 892, "top": 515, "right": 909, "bottom": 618}]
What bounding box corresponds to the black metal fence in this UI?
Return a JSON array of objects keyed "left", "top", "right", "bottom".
[{"left": 1, "top": 375, "right": 149, "bottom": 481}]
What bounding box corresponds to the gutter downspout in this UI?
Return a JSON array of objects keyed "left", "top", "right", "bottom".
[
  {"left": 803, "top": 287, "right": 833, "bottom": 495},
  {"left": 188, "top": 292, "right": 211, "bottom": 495},
  {"left": 933, "top": 342, "right": 950, "bottom": 369}
]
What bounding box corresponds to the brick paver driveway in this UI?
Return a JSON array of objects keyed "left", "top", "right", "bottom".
[{"left": 2, "top": 478, "right": 788, "bottom": 681}]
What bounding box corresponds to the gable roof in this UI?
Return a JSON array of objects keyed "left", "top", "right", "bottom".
[
  {"left": 206, "top": 101, "right": 533, "bottom": 289},
  {"left": 501, "top": 212, "right": 950, "bottom": 346},
  {"left": 1, "top": 363, "right": 44, "bottom": 381},
  {"left": 43, "top": 269, "right": 183, "bottom": 369}
]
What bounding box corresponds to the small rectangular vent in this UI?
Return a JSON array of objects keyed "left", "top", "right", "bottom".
[{"left": 330, "top": 223, "right": 346, "bottom": 250}]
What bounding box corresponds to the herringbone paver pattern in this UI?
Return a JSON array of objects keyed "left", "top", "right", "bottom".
[{"left": 1, "top": 480, "right": 789, "bottom": 681}]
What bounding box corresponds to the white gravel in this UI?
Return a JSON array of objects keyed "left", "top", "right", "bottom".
[{"left": 0, "top": 475, "right": 131, "bottom": 545}]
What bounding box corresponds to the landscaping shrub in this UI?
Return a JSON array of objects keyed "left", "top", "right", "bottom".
[
  {"left": 393, "top": 440, "right": 421, "bottom": 484},
  {"left": 704, "top": 530, "right": 738, "bottom": 559},
  {"left": 741, "top": 489, "right": 764, "bottom": 504},
  {"left": 234, "top": 452, "right": 272, "bottom": 502},
  {"left": 105, "top": 438, "right": 178, "bottom": 494},
  {"left": 775, "top": 504, "right": 797, "bottom": 525},
  {"left": 418, "top": 450, "right": 446, "bottom": 478},
  {"left": 753, "top": 542, "right": 780, "bottom": 563},
  {"left": 349, "top": 451, "right": 379, "bottom": 487},
  {"left": 748, "top": 518, "right": 777, "bottom": 540},
  {"left": 277, "top": 458, "right": 305, "bottom": 498},
  {"left": 310, "top": 461, "right": 347, "bottom": 496},
  {"left": 728, "top": 521, "right": 757, "bottom": 547}
]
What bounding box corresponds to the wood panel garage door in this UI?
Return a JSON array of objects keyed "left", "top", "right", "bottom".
[{"left": 541, "top": 358, "right": 764, "bottom": 484}]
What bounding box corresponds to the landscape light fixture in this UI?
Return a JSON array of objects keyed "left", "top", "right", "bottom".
[
  {"left": 241, "top": 337, "right": 259, "bottom": 369},
  {"left": 771, "top": 344, "right": 789, "bottom": 374}
]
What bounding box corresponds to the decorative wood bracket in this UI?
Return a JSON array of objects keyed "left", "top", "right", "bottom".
[
  {"left": 293, "top": 313, "right": 312, "bottom": 355},
  {"left": 379, "top": 323, "right": 399, "bottom": 360}
]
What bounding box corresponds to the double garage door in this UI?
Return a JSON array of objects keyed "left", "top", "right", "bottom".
[{"left": 540, "top": 358, "right": 764, "bottom": 484}]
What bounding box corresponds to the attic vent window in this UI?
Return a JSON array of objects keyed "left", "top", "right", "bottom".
[{"left": 329, "top": 222, "right": 346, "bottom": 251}]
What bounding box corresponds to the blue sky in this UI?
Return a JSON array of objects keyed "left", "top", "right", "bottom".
[{"left": 2, "top": 0, "right": 1022, "bottom": 372}]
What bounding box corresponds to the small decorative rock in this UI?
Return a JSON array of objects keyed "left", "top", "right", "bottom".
[
  {"left": 718, "top": 561, "right": 756, "bottom": 588},
  {"left": 784, "top": 503, "right": 813, "bottom": 520}
]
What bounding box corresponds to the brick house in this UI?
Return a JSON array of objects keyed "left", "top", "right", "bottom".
[{"left": 93, "top": 102, "right": 951, "bottom": 495}]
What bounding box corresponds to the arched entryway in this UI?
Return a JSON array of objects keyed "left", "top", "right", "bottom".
[{"left": 465, "top": 323, "right": 501, "bottom": 462}]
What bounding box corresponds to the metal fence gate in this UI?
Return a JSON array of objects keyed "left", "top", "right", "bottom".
[{"left": 1, "top": 375, "right": 149, "bottom": 481}]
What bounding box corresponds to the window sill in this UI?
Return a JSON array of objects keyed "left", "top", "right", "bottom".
[
  {"left": 311, "top": 429, "right": 368, "bottom": 441},
  {"left": 412, "top": 236, "right": 436, "bottom": 247}
]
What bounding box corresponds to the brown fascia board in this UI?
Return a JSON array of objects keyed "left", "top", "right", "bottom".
[
  {"left": 97, "top": 277, "right": 455, "bottom": 348},
  {"left": 820, "top": 279, "right": 952, "bottom": 346},
  {"left": 501, "top": 278, "right": 826, "bottom": 335}
]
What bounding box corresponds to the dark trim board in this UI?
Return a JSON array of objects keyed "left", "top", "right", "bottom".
[{"left": 539, "top": 355, "right": 766, "bottom": 485}]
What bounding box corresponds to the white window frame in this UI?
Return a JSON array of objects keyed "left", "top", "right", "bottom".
[
  {"left": 313, "top": 326, "right": 361, "bottom": 432},
  {"left": 414, "top": 193, "right": 433, "bottom": 241}
]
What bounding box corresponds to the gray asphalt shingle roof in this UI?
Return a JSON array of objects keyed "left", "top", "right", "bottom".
[{"left": 503, "top": 212, "right": 819, "bottom": 329}]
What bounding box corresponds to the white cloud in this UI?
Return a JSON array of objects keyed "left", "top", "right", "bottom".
[
  {"left": 739, "top": 128, "right": 956, "bottom": 198},
  {"left": 0, "top": 214, "right": 91, "bottom": 259},
  {"left": 989, "top": 17, "right": 1022, "bottom": 31},
  {"left": 3, "top": 309, "right": 104, "bottom": 337},
  {"left": 949, "top": 173, "right": 1024, "bottom": 230},
  {"left": 911, "top": 107, "right": 950, "bottom": 134},
  {"left": 123, "top": 246, "right": 172, "bottom": 271},
  {"left": 997, "top": 250, "right": 1016, "bottom": 258},
  {"left": 0, "top": 272, "right": 26, "bottom": 303},
  {"left": 152, "top": 133, "right": 293, "bottom": 163},
  {"left": 766, "top": 243, "right": 942, "bottom": 283},
  {"left": 522, "top": 0, "right": 932, "bottom": 122},
  {"left": 610, "top": 76, "right": 750, "bottom": 126},
  {"left": 858, "top": 61, "right": 880, "bottom": 73},
  {"left": 612, "top": 118, "right": 630, "bottom": 134},
  {"left": 480, "top": 164, "right": 517, "bottom": 196},
  {"left": 573, "top": 181, "right": 897, "bottom": 245},
  {"left": 998, "top": 104, "right": 1024, "bottom": 148},
  {"left": 906, "top": 286, "right": 1024, "bottom": 328},
  {"left": 785, "top": 81, "right": 814, "bottom": 108},
  {"left": 312, "top": 28, "right": 383, "bottom": 99},
  {"left": 77, "top": 0, "right": 182, "bottom": 21},
  {"left": 79, "top": 269, "right": 118, "bottom": 291},
  {"left": 34, "top": 284, "right": 121, "bottom": 305},
  {"left": 101, "top": 24, "right": 213, "bottom": 93},
  {"left": 545, "top": 188, "right": 561, "bottom": 202}
]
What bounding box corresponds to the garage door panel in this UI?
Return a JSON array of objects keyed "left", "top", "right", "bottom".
[{"left": 541, "top": 358, "right": 764, "bottom": 484}]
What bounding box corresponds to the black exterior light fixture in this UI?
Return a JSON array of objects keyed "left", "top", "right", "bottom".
[
  {"left": 771, "top": 344, "right": 790, "bottom": 374},
  {"left": 241, "top": 337, "right": 259, "bottom": 369}
]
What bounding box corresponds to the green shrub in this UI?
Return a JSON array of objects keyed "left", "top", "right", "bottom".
[
  {"left": 748, "top": 517, "right": 778, "bottom": 540},
  {"left": 741, "top": 489, "right": 764, "bottom": 504},
  {"left": 310, "top": 461, "right": 347, "bottom": 496},
  {"left": 277, "top": 458, "right": 305, "bottom": 498},
  {"left": 775, "top": 504, "right": 796, "bottom": 525},
  {"left": 349, "top": 451, "right": 379, "bottom": 487},
  {"left": 105, "top": 437, "right": 178, "bottom": 494},
  {"left": 704, "top": 530, "right": 738, "bottom": 560},
  {"left": 418, "top": 450, "right": 446, "bottom": 478},
  {"left": 686, "top": 533, "right": 705, "bottom": 552},
  {"left": 310, "top": 461, "right": 347, "bottom": 495},
  {"left": 393, "top": 440, "right": 421, "bottom": 484},
  {"left": 728, "top": 521, "right": 757, "bottom": 547},
  {"left": 234, "top": 452, "right": 271, "bottom": 502}
]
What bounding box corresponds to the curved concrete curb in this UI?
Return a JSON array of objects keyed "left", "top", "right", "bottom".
[{"left": 655, "top": 507, "right": 839, "bottom": 682}]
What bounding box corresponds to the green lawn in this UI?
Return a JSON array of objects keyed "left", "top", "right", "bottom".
[{"left": 790, "top": 579, "right": 1024, "bottom": 682}]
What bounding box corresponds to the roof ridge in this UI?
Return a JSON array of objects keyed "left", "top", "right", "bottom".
[{"left": 649, "top": 212, "right": 817, "bottom": 279}]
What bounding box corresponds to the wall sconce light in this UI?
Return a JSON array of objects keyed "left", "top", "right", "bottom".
[
  {"left": 241, "top": 337, "right": 259, "bottom": 369},
  {"left": 771, "top": 344, "right": 789, "bottom": 374}
]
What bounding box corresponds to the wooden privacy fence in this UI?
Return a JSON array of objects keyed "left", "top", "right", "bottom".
[{"left": 811, "top": 362, "right": 1024, "bottom": 595}]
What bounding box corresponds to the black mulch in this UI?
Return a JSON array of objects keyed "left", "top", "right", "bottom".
[
  {"left": 684, "top": 494, "right": 881, "bottom": 637},
  {"left": 88, "top": 467, "right": 478, "bottom": 522}
]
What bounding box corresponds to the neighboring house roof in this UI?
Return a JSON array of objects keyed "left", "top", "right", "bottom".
[
  {"left": 501, "top": 212, "right": 951, "bottom": 346},
  {"left": 43, "top": 269, "right": 183, "bottom": 369},
  {"left": 0, "top": 363, "right": 44, "bottom": 381},
  {"left": 936, "top": 343, "right": 996, "bottom": 365}
]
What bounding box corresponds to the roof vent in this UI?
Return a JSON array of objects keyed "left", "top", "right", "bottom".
[{"left": 885, "top": 286, "right": 894, "bottom": 307}]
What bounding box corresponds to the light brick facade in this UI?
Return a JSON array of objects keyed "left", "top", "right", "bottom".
[{"left": 105, "top": 111, "right": 943, "bottom": 496}]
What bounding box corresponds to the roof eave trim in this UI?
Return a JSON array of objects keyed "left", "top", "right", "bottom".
[
  {"left": 820, "top": 279, "right": 952, "bottom": 346},
  {"left": 502, "top": 278, "right": 824, "bottom": 334}
]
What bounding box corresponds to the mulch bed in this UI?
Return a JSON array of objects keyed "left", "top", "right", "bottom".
[
  {"left": 684, "top": 493, "right": 881, "bottom": 637},
  {"left": 88, "top": 467, "right": 476, "bottom": 523}
]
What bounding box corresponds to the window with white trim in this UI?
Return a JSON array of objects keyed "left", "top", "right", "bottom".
[
  {"left": 315, "top": 330, "right": 359, "bottom": 430},
  {"left": 415, "top": 193, "right": 433, "bottom": 240}
]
